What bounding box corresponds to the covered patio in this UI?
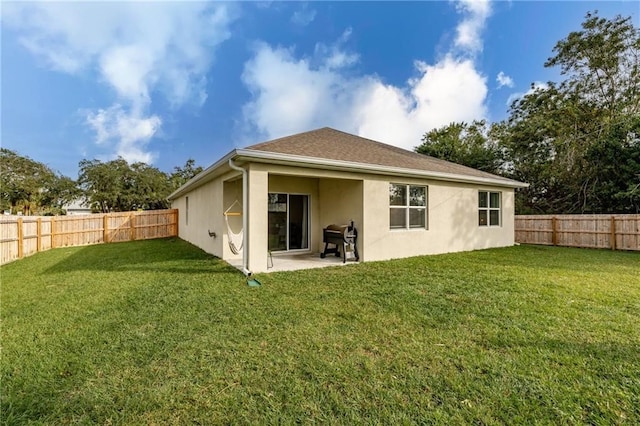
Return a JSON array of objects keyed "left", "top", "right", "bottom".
[
  {"left": 227, "top": 251, "right": 359, "bottom": 273},
  {"left": 222, "top": 168, "right": 364, "bottom": 273}
]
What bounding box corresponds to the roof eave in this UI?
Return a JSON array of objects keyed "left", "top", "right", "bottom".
[
  {"left": 169, "top": 148, "right": 528, "bottom": 201},
  {"left": 235, "top": 149, "right": 529, "bottom": 188},
  {"left": 167, "top": 149, "right": 238, "bottom": 201}
]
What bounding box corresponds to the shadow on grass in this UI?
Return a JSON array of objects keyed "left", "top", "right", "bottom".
[
  {"left": 44, "top": 237, "right": 239, "bottom": 275},
  {"left": 483, "top": 335, "right": 640, "bottom": 368},
  {"left": 462, "top": 245, "right": 640, "bottom": 274}
]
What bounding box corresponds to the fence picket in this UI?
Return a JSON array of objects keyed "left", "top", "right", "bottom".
[
  {"left": 515, "top": 214, "right": 640, "bottom": 251},
  {"left": 0, "top": 209, "right": 179, "bottom": 265}
]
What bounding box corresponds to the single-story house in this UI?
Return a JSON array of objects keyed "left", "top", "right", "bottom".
[
  {"left": 168, "top": 127, "right": 527, "bottom": 274},
  {"left": 63, "top": 198, "right": 93, "bottom": 215}
]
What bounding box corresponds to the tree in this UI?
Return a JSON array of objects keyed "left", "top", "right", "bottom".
[
  {"left": 416, "top": 120, "right": 504, "bottom": 174},
  {"left": 170, "top": 159, "right": 203, "bottom": 190},
  {"left": 130, "top": 162, "right": 172, "bottom": 210},
  {"left": 40, "top": 175, "right": 82, "bottom": 215},
  {"left": 583, "top": 117, "right": 640, "bottom": 213},
  {"left": 545, "top": 12, "right": 640, "bottom": 122},
  {"left": 501, "top": 12, "right": 640, "bottom": 213},
  {"left": 0, "top": 148, "right": 78, "bottom": 215},
  {"left": 78, "top": 158, "right": 172, "bottom": 212}
]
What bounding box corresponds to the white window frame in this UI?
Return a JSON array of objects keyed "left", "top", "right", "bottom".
[
  {"left": 478, "top": 191, "right": 501, "bottom": 227},
  {"left": 389, "top": 183, "right": 428, "bottom": 230}
]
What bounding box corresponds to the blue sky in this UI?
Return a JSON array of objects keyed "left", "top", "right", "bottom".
[{"left": 2, "top": 1, "right": 638, "bottom": 178}]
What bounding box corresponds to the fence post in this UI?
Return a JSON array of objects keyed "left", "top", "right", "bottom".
[
  {"left": 130, "top": 212, "right": 136, "bottom": 241},
  {"left": 50, "top": 217, "right": 56, "bottom": 248},
  {"left": 551, "top": 216, "right": 558, "bottom": 246},
  {"left": 610, "top": 216, "right": 616, "bottom": 250},
  {"left": 103, "top": 214, "right": 109, "bottom": 243},
  {"left": 174, "top": 209, "right": 178, "bottom": 237},
  {"left": 37, "top": 217, "right": 42, "bottom": 253},
  {"left": 17, "top": 218, "right": 23, "bottom": 259}
]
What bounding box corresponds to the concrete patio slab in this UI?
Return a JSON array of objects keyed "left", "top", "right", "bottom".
[{"left": 228, "top": 252, "right": 359, "bottom": 273}]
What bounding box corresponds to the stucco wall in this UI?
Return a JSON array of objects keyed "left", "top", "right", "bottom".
[
  {"left": 362, "top": 176, "right": 515, "bottom": 262},
  {"left": 318, "top": 178, "right": 364, "bottom": 258},
  {"left": 171, "top": 170, "right": 242, "bottom": 260},
  {"left": 173, "top": 161, "right": 517, "bottom": 273},
  {"left": 171, "top": 176, "right": 223, "bottom": 257}
]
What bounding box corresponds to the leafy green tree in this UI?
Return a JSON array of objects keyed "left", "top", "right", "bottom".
[
  {"left": 502, "top": 12, "right": 639, "bottom": 214},
  {"left": 130, "top": 162, "right": 172, "bottom": 210},
  {"left": 78, "top": 158, "right": 126, "bottom": 213},
  {"left": 546, "top": 12, "right": 640, "bottom": 122},
  {"left": 584, "top": 117, "right": 640, "bottom": 213},
  {"left": 0, "top": 148, "right": 78, "bottom": 215},
  {"left": 170, "top": 159, "right": 203, "bottom": 190},
  {"left": 416, "top": 120, "right": 504, "bottom": 174},
  {"left": 40, "top": 175, "right": 82, "bottom": 215},
  {"left": 78, "top": 158, "right": 172, "bottom": 212}
]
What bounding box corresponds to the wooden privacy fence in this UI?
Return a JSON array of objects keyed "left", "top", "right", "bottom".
[
  {"left": 0, "top": 209, "right": 178, "bottom": 265},
  {"left": 515, "top": 214, "right": 640, "bottom": 251}
]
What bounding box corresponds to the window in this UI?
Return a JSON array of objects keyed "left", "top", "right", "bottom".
[
  {"left": 479, "top": 191, "right": 501, "bottom": 226},
  {"left": 185, "top": 196, "right": 189, "bottom": 226},
  {"left": 390, "top": 184, "right": 427, "bottom": 229}
]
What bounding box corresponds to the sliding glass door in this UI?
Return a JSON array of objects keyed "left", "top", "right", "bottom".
[{"left": 268, "top": 193, "right": 309, "bottom": 252}]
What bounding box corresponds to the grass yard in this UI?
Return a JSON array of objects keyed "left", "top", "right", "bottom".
[{"left": 1, "top": 238, "right": 639, "bottom": 424}]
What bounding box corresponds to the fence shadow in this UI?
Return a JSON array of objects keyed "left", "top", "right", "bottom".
[
  {"left": 44, "top": 238, "right": 237, "bottom": 275},
  {"left": 1, "top": 210, "right": 178, "bottom": 265}
]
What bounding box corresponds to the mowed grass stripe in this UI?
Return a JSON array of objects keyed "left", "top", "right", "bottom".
[{"left": 1, "top": 238, "right": 638, "bottom": 424}]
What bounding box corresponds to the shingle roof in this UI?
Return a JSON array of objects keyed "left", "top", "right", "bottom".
[{"left": 245, "top": 127, "right": 522, "bottom": 186}]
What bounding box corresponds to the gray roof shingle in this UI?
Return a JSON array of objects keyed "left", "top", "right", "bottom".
[{"left": 245, "top": 127, "right": 522, "bottom": 185}]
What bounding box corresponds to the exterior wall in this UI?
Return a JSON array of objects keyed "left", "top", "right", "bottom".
[
  {"left": 171, "top": 171, "right": 240, "bottom": 259},
  {"left": 318, "top": 178, "right": 364, "bottom": 258},
  {"left": 362, "top": 176, "right": 515, "bottom": 262},
  {"left": 173, "top": 160, "right": 517, "bottom": 273}
]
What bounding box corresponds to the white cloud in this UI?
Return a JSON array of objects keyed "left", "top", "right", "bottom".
[
  {"left": 86, "top": 105, "right": 162, "bottom": 164},
  {"left": 454, "top": 0, "right": 492, "bottom": 54},
  {"left": 242, "top": 45, "right": 487, "bottom": 150},
  {"left": 241, "top": 1, "right": 492, "bottom": 150},
  {"left": 291, "top": 5, "right": 316, "bottom": 26},
  {"left": 314, "top": 27, "right": 359, "bottom": 70},
  {"left": 506, "top": 81, "right": 549, "bottom": 107},
  {"left": 2, "top": 2, "right": 234, "bottom": 163},
  {"left": 496, "top": 71, "right": 514, "bottom": 88}
]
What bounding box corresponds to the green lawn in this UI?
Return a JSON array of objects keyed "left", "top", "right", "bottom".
[{"left": 1, "top": 239, "right": 639, "bottom": 424}]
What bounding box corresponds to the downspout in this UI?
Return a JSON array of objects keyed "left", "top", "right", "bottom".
[{"left": 228, "top": 158, "right": 251, "bottom": 276}]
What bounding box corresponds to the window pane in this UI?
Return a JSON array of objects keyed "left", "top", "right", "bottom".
[
  {"left": 389, "top": 184, "right": 406, "bottom": 206},
  {"left": 390, "top": 208, "right": 406, "bottom": 228},
  {"left": 409, "top": 208, "right": 425, "bottom": 228},
  {"left": 409, "top": 186, "right": 426, "bottom": 206},
  {"left": 268, "top": 193, "right": 287, "bottom": 212},
  {"left": 490, "top": 192, "right": 500, "bottom": 208},
  {"left": 479, "top": 210, "right": 488, "bottom": 226},
  {"left": 479, "top": 191, "right": 488, "bottom": 208},
  {"left": 489, "top": 210, "right": 500, "bottom": 226}
]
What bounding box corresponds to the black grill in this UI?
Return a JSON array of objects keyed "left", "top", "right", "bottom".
[{"left": 320, "top": 221, "right": 359, "bottom": 263}]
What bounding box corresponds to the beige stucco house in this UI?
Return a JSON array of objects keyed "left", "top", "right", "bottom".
[{"left": 168, "top": 127, "right": 527, "bottom": 274}]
